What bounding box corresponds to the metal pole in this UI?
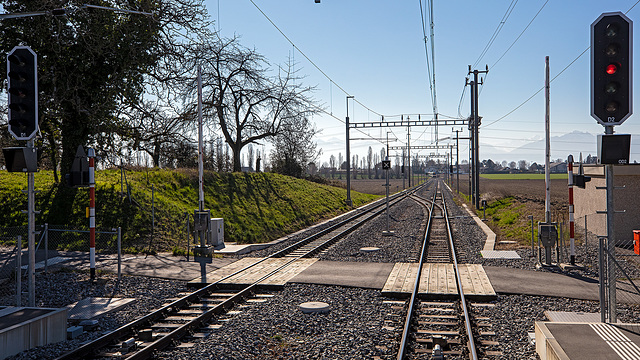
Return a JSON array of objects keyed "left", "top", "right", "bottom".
[
  {"left": 455, "top": 130, "right": 460, "bottom": 194},
  {"left": 385, "top": 166, "right": 390, "bottom": 232},
  {"left": 117, "top": 227, "right": 122, "bottom": 282},
  {"left": 197, "top": 66, "right": 205, "bottom": 212},
  {"left": 402, "top": 147, "right": 405, "bottom": 190},
  {"left": 16, "top": 236, "right": 21, "bottom": 307},
  {"left": 44, "top": 223, "right": 48, "bottom": 273},
  {"left": 567, "top": 155, "right": 576, "bottom": 265},
  {"left": 25, "top": 141, "right": 35, "bottom": 306},
  {"left": 469, "top": 82, "right": 475, "bottom": 207},
  {"left": 407, "top": 123, "right": 411, "bottom": 187},
  {"left": 544, "top": 56, "right": 551, "bottom": 223},
  {"left": 346, "top": 96, "right": 353, "bottom": 206},
  {"left": 599, "top": 236, "right": 607, "bottom": 323},
  {"left": 530, "top": 215, "right": 534, "bottom": 257},
  {"left": 473, "top": 74, "right": 480, "bottom": 209},
  {"left": 88, "top": 148, "right": 96, "bottom": 281},
  {"left": 605, "top": 150, "right": 617, "bottom": 323},
  {"left": 186, "top": 212, "right": 190, "bottom": 261},
  {"left": 386, "top": 133, "right": 390, "bottom": 233},
  {"left": 151, "top": 184, "right": 155, "bottom": 239}
]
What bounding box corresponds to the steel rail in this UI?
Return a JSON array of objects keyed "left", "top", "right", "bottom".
[
  {"left": 397, "top": 181, "right": 437, "bottom": 360},
  {"left": 443, "top": 185, "right": 478, "bottom": 360},
  {"left": 56, "top": 186, "right": 418, "bottom": 360},
  {"left": 123, "top": 188, "right": 420, "bottom": 359},
  {"left": 271, "top": 190, "right": 409, "bottom": 258}
]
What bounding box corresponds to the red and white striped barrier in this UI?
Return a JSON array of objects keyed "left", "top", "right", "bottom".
[
  {"left": 88, "top": 148, "right": 96, "bottom": 279},
  {"left": 567, "top": 154, "right": 575, "bottom": 265}
]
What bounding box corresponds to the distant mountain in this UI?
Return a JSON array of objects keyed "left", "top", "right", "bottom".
[{"left": 480, "top": 131, "right": 599, "bottom": 163}]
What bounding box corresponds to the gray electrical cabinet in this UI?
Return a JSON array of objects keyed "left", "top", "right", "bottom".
[
  {"left": 208, "top": 218, "right": 225, "bottom": 249},
  {"left": 538, "top": 222, "right": 558, "bottom": 266}
]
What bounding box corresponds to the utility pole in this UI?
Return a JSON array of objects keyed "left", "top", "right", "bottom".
[
  {"left": 407, "top": 122, "right": 411, "bottom": 187},
  {"left": 346, "top": 96, "right": 353, "bottom": 206},
  {"left": 454, "top": 129, "right": 460, "bottom": 194},
  {"left": 468, "top": 65, "right": 488, "bottom": 209}
]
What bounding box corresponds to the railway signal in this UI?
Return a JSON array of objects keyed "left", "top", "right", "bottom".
[
  {"left": 7, "top": 46, "right": 38, "bottom": 140},
  {"left": 591, "top": 12, "right": 632, "bottom": 126}
]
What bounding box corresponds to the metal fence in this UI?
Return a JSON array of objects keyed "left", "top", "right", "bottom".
[
  {"left": 0, "top": 225, "right": 121, "bottom": 307},
  {"left": 530, "top": 216, "right": 640, "bottom": 321}
]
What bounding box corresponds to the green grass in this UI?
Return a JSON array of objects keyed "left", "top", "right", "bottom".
[
  {"left": 0, "top": 169, "right": 380, "bottom": 251},
  {"left": 480, "top": 173, "right": 567, "bottom": 180},
  {"left": 481, "top": 196, "right": 536, "bottom": 246}
]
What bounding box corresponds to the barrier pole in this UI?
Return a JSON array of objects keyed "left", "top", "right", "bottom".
[
  {"left": 567, "top": 155, "right": 575, "bottom": 264},
  {"left": 88, "top": 148, "right": 96, "bottom": 280}
]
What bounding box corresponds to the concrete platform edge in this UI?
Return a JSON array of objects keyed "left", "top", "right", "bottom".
[
  {"left": 535, "top": 321, "right": 573, "bottom": 360},
  {"left": 462, "top": 203, "right": 497, "bottom": 251}
]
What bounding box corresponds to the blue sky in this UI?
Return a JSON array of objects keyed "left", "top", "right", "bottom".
[{"left": 207, "top": 0, "right": 640, "bottom": 166}]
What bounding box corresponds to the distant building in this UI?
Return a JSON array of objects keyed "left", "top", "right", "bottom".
[{"left": 547, "top": 162, "right": 567, "bottom": 173}]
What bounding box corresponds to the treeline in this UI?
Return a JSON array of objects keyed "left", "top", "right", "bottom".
[
  {"left": 0, "top": 0, "right": 320, "bottom": 181},
  {"left": 312, "top": 149, "right": 601, "bottom": 179}
]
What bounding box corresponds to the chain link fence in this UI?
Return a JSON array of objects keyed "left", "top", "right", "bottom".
[{"left": 0, "top": 225, "right": 121, "bottom": 307}]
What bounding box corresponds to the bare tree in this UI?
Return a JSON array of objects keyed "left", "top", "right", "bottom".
[
  {"left": 329, "top": 154, "right": 336, "bottom": 179},
  {"left": 270, "top": 114, "right": 321, "bottom": 178},
  {"left": 191, "top": 40, "right": 317, "bottom": 172}
]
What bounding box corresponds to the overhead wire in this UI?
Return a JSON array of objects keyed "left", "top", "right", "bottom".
[
  {"left": 481, "top": 46, "right": 589, "bottom": 129},
  {"left": 472, "top": 0, "right": 518, "bottom": 68},
  {"left": 478, "top": 0, "right": 550, "bottom": 96},
  {"left": 419, "top": 0, "right": 436, "bottom": 117},
  {"left": 247, "top": 0, "right": 382, "bottom": 117},
  {"left": 482, "top": 0, "right": 639, "bottom": 130}
]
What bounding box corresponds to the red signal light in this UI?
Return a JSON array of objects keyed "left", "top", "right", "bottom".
[{"left": 606, "top": 63, "right": 618, "bottom": 74}]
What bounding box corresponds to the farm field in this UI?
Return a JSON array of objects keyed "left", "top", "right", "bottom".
[
  {"left": 453, "top": 176, "right": 572, "bottom": 248},
  {"left": 480, "top": 173, "right": 567, "bottom": 180}
]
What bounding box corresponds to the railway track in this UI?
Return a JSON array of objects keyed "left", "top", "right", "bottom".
[
  {"left": 396, "top": 180, "right": 501, "bottom": 359},
  {"left": 55, "top": 185, "right": 421, "bottom": 360}
]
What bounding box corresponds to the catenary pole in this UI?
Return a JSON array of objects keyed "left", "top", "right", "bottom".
[{"left": 346, "top": 96, "right": 353, "bottom": 206}]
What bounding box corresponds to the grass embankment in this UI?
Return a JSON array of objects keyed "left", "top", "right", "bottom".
[
  {"left": 0, "top": 169, "right": 379, "bottom": 252},
  {"left": 482, "top": 197, "right": 534, "bottom": 246}
]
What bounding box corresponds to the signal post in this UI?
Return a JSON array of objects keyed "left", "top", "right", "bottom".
[
  {"left": 3, "top": 46, "right": 39, "bottom": 306},
  {"left": 591, "top": 12, "right": 633, "bottom": 324}
]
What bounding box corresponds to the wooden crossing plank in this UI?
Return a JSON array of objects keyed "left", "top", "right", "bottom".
[
  {"left": 403, "top": 263, "right": 419, "bottom": 293},
  {"left": 382, "top": 263, "right": 402, "bottom": 293},
  {"left": 191, "top": 257, "right": 318, "bottom": 286},
  {"left": 260, "top": 258, "right": 317, "bottom": 285},
  {"left": 385, "top": 263, "right": 495, "bottom": 298}
]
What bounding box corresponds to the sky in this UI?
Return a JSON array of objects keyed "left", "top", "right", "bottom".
[{"left": 204, "top": 0, "right": 640, "bottom": 166}]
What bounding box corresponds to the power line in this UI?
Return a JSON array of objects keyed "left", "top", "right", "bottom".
[
  {"left": 478, "top": 0, "right": 549, "bottom": 97},
  {"left": 482, "top": 46, "right": 589, "bottom": 129},
  {"left": 482, "top": 0, "right": 640, "bottom": 129},
  {"left": 491, "top": 0, "right": 549, "bottom": 68},
  {"left": 419, "top": 0, "right": 437, "bottom": 117},
  {"left": 473, "top": 0, "right": 518, "bottom": 68},
  {"left": 247, "top": 0, "right": 382, "bottom": 117}
]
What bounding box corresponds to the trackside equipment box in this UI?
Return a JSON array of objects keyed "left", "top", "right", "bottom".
[{"left": 208, "top": 218, "right": 224, "bottom": 249}]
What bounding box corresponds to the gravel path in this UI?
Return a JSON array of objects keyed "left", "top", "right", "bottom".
[{"left": 4, "top": 180, "right": 640, "bottom": 359}]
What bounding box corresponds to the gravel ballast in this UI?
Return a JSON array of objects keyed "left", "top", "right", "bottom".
[{"left": 4, "top": 181, "right": 640, "bottom": 359}]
